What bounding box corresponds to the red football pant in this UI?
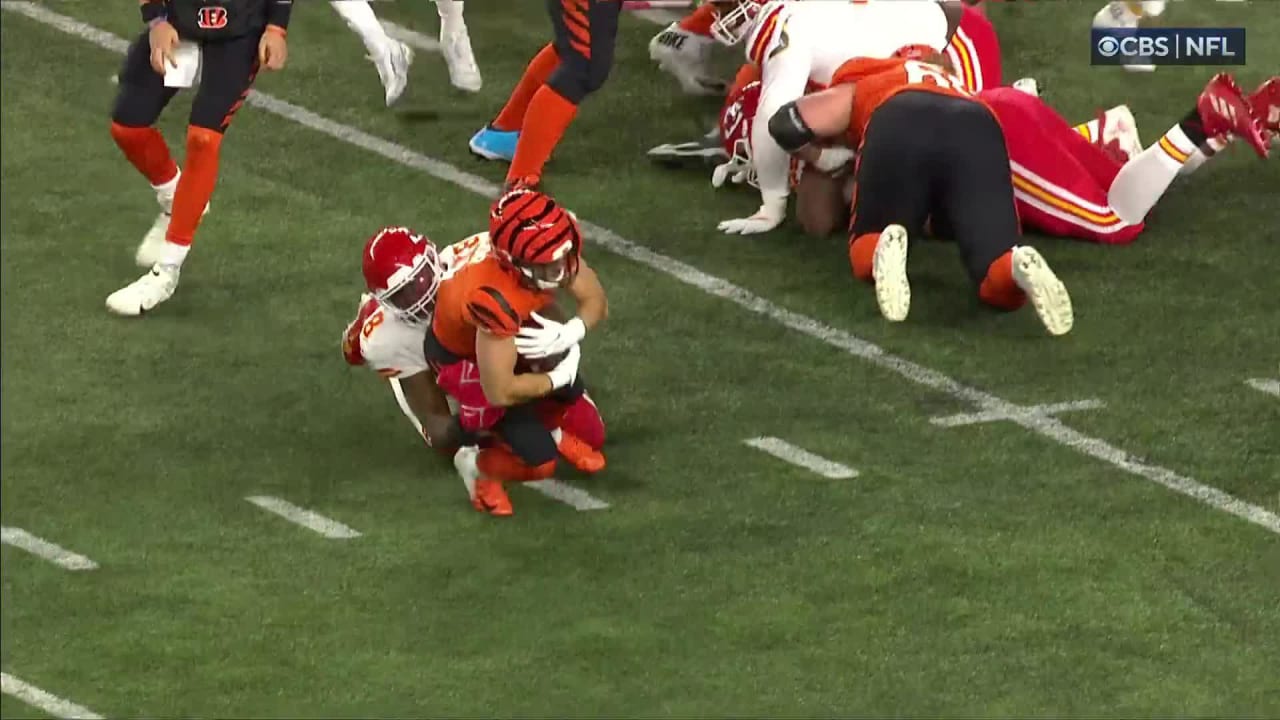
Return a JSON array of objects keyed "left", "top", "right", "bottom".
[{"left": 981, "top": 87, "right": 1144, "bottom": 245}]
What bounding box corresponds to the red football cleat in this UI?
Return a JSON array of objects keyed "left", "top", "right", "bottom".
[
  {"left": 1196, "top": 73, "right": 1269, "bottom": 159},
  {"left": 1246, "top": 77, "right": 1279, "bottom": 138}
]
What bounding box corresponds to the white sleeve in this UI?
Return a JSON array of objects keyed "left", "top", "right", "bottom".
[
  {"left": 360, "top": 315, "right": 431, "bottom": 379},
  {"left": 753, "top": 33, "right": 813, "bottom": 202}
]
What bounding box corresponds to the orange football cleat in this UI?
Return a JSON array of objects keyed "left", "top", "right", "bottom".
[
  {"left": 471, "top": 478, "right": 513, "bottom": 516},
  {"left": 1196, "top": 73, "right": 1269, "bottom": 159},
  {"left": 557, "top": 431, "right": 606, "bottom": 474}
]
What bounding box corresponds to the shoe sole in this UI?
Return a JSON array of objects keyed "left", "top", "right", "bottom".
[
  {"left": 872, "top": 225, "right": 911, "bottom": 322},
  {"left": 1012, "top": 247, "right": 1074, "bottom": 336},
  {"left": 468, "top": 137, "right": 513, "bottom": 162}
]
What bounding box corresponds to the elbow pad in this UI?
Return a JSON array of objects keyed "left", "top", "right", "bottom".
[{"left": 768, "top": 101, "right": 817, "bottom": 153}]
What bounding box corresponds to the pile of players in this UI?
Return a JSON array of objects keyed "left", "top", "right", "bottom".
[{"left": 101, "top": 0, "right": 1278, "bottom": 515}]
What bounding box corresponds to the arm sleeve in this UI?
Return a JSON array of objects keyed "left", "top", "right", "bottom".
[
  {"left": 267, "top": 0, "right": 292, "bottom": 30},
  {"left": 140, "top": 0, "right": 167, "bottom": 23}
]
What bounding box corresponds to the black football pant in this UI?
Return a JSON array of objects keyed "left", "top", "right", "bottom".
[
  {"left": 546, "top": 0, "right": 621, "bottom": 103},
  {"left": 494, "top": 376, "right": 587, "bottom": 467},
  {"left": 112, "top": 30, "right": 260, "bottom": 133},
  {"left": 849, "top": 91, "right": 1021, "bottom": 286}
]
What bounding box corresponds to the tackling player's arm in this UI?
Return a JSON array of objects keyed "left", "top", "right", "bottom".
[
  {"left": 392, "top": 371, "right": 463, "bottom": 450},
  {"left": 750, "top": 21, "right": 814, "bottom": 206},
  {"left": 769, "top": 85, "right": 855, "bottom": 154}
]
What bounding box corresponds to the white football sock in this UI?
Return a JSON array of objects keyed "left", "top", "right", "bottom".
[
  {"left": 1108, "top": 123, "right": 1199, "bottom": 225},
  {"left": 436, "top": 0, "right": 464, "bottom": 24},
  {"left": 331, "top": 0, "right": 391, "bottom": 56},
  {"left": 159, "top": 241, "right": 190, "bottom": 269},
  {"left": 1179, "top": 136, "right": 1228, "bottom": 176}
]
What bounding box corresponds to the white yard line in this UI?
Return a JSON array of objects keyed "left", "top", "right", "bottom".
[
  {"left": 930, "top": 398, "right": 1106, "bottom": 428},
  {"left": 1245, "top": 378, "right": 1280, "bottom": 399},
  {"left": 0, "top": 527, "right": 98, "bottom": 571},
  {"left": 629, "top": 8, "right": 684, "bottom": 25},
  {"left": 526, "top": 480, "right": 611, "bottom": 510},
  {"left": 744, "top": 437, "right": 858, "bottom": 479},
  {"left": 1, "top": 672, "right": 103, "bottom": 720},
  {"left": 8, "top": 1, "right": 1277, "bottom": 536},
  {"left": 244, "top": 496, "right": 363, "bottom": 539}
]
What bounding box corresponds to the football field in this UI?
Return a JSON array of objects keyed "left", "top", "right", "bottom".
[{"left": 2, "top": 0, "right": 1278, "bottom": 716}]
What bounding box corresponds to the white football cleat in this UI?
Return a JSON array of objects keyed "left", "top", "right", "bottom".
[
  {"left": 648, "top": 22, "right": 726, "bottom": 96},
  {"left": 1092, "top": 1, "right": 1159, "bottom": 72},
  {"left": 453, "top": 445, "right": 480, "bottom": 500},
  {"left": 373, "top": 39, "right": 413, "bottom": 106},
  {"left": 106, "top": 263, "right": 180, "bottom": 317},
  {"left": 1101, "top": 104, "right": 1144, "bottom": 161},
  {"left": 1011, "top": 246, "right": 1074, "bottom": 336},
  {"left": 441, "top": 23, "right": 482, "bottom": 92},
  {"left": 872, "top": 225, "right": 911, "bottom": 323}
]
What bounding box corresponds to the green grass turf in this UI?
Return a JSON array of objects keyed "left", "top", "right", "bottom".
[{"left": 2, "top": 0, "right": 1278, "bottom": 716}]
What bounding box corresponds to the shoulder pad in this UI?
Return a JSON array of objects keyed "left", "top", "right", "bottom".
[
  {"left": 746, "top": 1, "right": 792, "bottom": 68},
  {"left": 466, "top": 284, "right": 523, "bottom": 337}
]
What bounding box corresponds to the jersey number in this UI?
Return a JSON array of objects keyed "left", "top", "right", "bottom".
[
  {"left": 439, "top": 233, "right": 492, "bottom": 281},
  {"left": 361, "top": 309, "right": 385, "bottom": 338},
  {"left": 903, "top": 60, "right": 971, "bottom": 95}
]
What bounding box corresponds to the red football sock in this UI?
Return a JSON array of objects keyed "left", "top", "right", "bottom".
[
  {"left": 477, "top": 446, "right": 556, "bottom": 482},
  {"left": 165, "top": 126, "right": 223, "bottom": 246},
  {"left": 506, "top": 85, "right": 578, "bottom": 184},
  {"left": 110, "top": 122, "right": 178, "bottom": 186},
  {"left": 978, "top": 250, "right": 1027, "bottom": 310},
  {"left": 492, "top": 44, "right": 561, "bottom": 132}
]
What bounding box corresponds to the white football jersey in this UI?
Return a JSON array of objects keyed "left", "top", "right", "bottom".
[
  {"left": 744, "top": 0, "right": 951, "bottom": 202},
  {"left": 348, "top": 232, "right": 491, "bottom": 378}
]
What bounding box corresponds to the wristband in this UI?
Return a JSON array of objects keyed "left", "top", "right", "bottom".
[{"left": 141, "top": 2, "right": 166, "bottom": 24}]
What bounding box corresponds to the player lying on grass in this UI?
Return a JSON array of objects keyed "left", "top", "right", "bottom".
[
  {"left": 782, "top": 68, "right": 1275, "bottom": 242},
  {"left": 683, "top": 0, "right": 969, "bottom": 236},
  {"left": 343, "top": 225, "right": 605, "bottom": 515},
  {"left": 771, "top": 56, "right": 1076, "bottom": 335},
  {"left": 645, "top": 0, "right": 1171, "bottom": 93},
  {"left": 107, "top": 0, "right": 290, "bottom": 317},
  {"left": 424, "top": 189, "right": 609, "bottom": 516}
]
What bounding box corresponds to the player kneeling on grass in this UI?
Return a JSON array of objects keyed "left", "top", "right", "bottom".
[
  {"left": 107, "top": 0, "right": 290, "bottom": 317},
  {"left": 426, "top": 188, "right": 609, "bottom": 517},
  {"left": 770, "top": 56, "right": 1074, "bottom": 336},
  {"left": 344, "top": 226, "right": 606, "bottom": 512}
]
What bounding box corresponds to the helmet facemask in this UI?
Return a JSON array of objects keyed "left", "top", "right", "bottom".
[
  {"left": 379, "top": 249, "right": 441, "bottom": 323},
  {"left": 710, "top": 0, "right": 764, "bottom": 46},
  {"left": 511, "top": 238, "right": 579, "bottom": 290}
]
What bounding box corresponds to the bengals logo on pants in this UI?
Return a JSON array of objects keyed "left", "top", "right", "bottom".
[{"left": 196, "top": 6, "right": 229, "bottom": 29}]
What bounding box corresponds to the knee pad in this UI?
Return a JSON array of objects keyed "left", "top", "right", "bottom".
[{"left": 186, "top": 124, "right": 225, "bottom": 152}]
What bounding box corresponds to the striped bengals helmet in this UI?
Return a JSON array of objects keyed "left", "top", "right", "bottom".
[{"left": 488, "top": 188, "right": 582, "bottom": 290}]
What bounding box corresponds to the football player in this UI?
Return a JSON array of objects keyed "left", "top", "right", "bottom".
[
  {"left": 344, "top": 226, "right": 607, "bottom": 510},
  {"left": 425, "top": 189, "right": 609, "bottom": 516},
  {"left": 770, "top": 56, "right": 1076, "bottom": 335},
  {"left": 107, "top": 0, "right": 290, "bottom": 316},
  {"left": 468, "top": 0, "right": 623, "bottom": 190},
  {"left": 699, "top": 0, "right": 966, "bottom": 235},
  {"left": 329, "top": 0, "right": 481, "bottom": 105}
]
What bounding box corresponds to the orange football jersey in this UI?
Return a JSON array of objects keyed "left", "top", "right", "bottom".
[
  {"left": 431, "top": 253, "right": 554, "bottom": 361},
  {"left": 831, "top": 57, "right": 980, "bottom": 147}
]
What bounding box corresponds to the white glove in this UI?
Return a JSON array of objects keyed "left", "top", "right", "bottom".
[
  {"left": 717, "top": 193, "right": 788, "bottom": 235},
  {"left": 711, "top": 157, "right": 752, "bottom": 188},
  {"left": 811, "top": 146, "right": 856, "bottom": 175},
  {"left": 514, "top": 313, "right": 586, "bottom": 359},
  {"left": 545, "top": 343, "right": 582, "bottom": 390}
]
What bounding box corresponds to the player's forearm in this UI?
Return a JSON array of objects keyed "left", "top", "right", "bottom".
[
  {"left": 482, "top": 372, "right": 554, "bottom": 408},
  {"left": 569, "top": 265, "right": 608, "bottom": 331},
  {"left": 752, "top": 106, "right": 795, "bottom": 200}
]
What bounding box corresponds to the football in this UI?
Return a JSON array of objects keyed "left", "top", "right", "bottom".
[{"left": 515, "top": 304, "right": 568, "bottom": 374}]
